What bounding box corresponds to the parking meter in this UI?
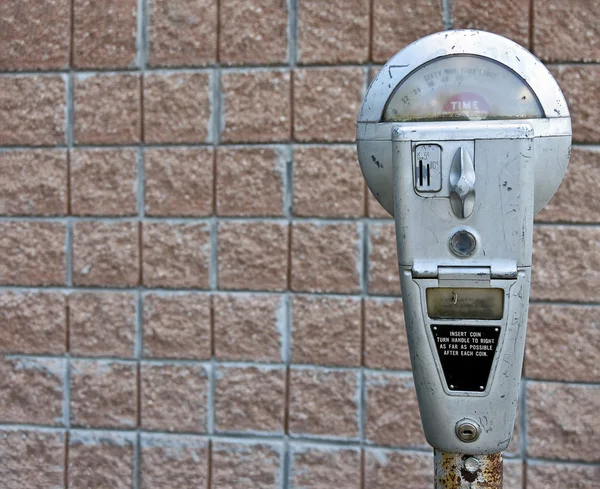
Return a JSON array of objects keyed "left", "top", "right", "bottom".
[{"left": 357, "top": 30, "right": 571, "bottom": 461}]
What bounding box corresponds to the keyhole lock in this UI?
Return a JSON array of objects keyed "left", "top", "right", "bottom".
[{"left": 455, "top": 419, "right": 481, "bottom": 443}]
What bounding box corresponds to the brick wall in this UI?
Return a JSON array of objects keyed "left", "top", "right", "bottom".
[{"left": 0, "top": 0, "right": 599, "bottom": 488}]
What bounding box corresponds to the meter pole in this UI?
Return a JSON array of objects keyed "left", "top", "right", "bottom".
[{"left": 434, "top": 450, "right": 502, "bottom": 489}]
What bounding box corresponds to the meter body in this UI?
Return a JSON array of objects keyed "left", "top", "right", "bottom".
[{"left": 357, "top": 31, "right": 571, "bottom": 454}]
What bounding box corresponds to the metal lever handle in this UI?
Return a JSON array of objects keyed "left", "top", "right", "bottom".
[{"left": 449, "top": 147, "right": 476, "bottom": 218}]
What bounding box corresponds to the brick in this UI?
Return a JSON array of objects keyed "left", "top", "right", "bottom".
[
  {"left": 526, "top": 304, "right": 600, "bottom": 382},
  {"left": 291, "top": 296, "right": 361, "bottom": 367},
  {"left": 145, "top": 148, "right": 214, "bottom": 217},
  {"left": 527, "top": 382, "right": 600, "bottom": 462},
  {"left": 364, "top": 450, "right": 432, "bottom": 489},
  {"left": 73, "top": 222, "right": 139, "bottom": 287},
  {"left": 68, "top": 292, "right": 136, "bottom": 358},
  {"left": 503, "top": 461, "right": 524, "bottom": 489},
  {"left": 70, "top": 149, "right": 138, "bottom": 216},
  {"left": 293, "top": 68, "right": 365, "bottom": 142},
  {"left": 221, "top": 70, "right": 291, "bottom": 143},
  {"left": 0, "top": 357, "right": 64, "bottom": 425},
  {"left": 143, "top": 293, "right": 211, "bottom": 360},
  {"left": 218, "top": 221, "right": 288, "bottom": 291},
  {"left": 290, "top": 445, "right": 361, "bottom": 489},
  {"left": 291, "top": 222, "right": 361, "bottom": 294},
  {"left": 74, "top": 74, "right": 141, "bottom": 145},
  {"left": 70, "top": 360, "right": 137, "bottom": 429},
  {"left": 142, "top": 223, "right": 210, "bottom": 289},
  {"left": 289, "top": 368, "right": 359, "bottom": 439},
  {"left": 214, "top": 294, "right": 283, "bottom": 362},
  {"left": 536, "top": 148, "right": 600, "bottom": 223},
  {"left": 0, "top": 292, "right": 66, "bottom": 355},
  {"left": 527, "top": 461, "right": 600, "bottom": 489},
  {"left": 216, "top": 147, "right": 286, "bottom": 217},
  {"left": 365, "top": 373, "right": 427, "bottom": 448},
  {"left": 364, "top": 298, "right": 410, "bottom": 370},
  {"left": 293, "top": 146, "right": 365, "bottom": 217},
  {"left": 212, "top": 441, "right": 282, "bottom": 489},
  {"left": 0, "top": 76, "right": 65, "bottom": 146},
  {"left": 0, "top": 0, "right": 70, "bottom": 70},
  {"left": 215, "top": 366, "right": 285, "bottom": 433},
  {"left": 368, "top": 223, "right": 401, "bottom": 296},
  {"left": 368, "top": 191, "right": 393, "bottom": 218},
  {"left": 144, "top": 73, "right": 212, "bottom": 144},
  {"left": 531, "top": 226, "right": 600, "bottom": 302},
  {"left": 72, "top": 0, "right": 137, "bottom": 68},
  {"left": 0, "top": 429, "right": 65, "bottom": 489},
  {"left": 549, "top": 65, "right": 600, "bottom": 144},
  {"left": 0, "top": 222, "right": 66, "bottom": 286},
  {"left": 297, "top": 0, "right": 369, "bottom": 64},
  {"left": 148, "top": 0, "right": 217, "bottom": 67},
  {"left": 220, "top": 0, "right": 288, "bottom": 65},
  {"left": 372, "top": 0, "right": 444, "bottom": 63},
  {"left": 534, "top": 0, "right": 600, "bottom": 62},
  {"left": 69, "top": 432, "right": 135, "bottom": 489},
  {"left": 452, "top": 0, "right": 530, "bottom": 48},
  {"left": 141, "top": 435, "right": 209, "bottom": 489},
  {"left": 141, "top": 363, "right": 209, "bottom": 432},
  {"left": 0, "top": 150, "right": 67, "bottom": 216}
]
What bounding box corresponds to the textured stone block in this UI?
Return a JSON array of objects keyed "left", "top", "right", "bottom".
[
  {"left": 72, "top": 0, "right": 137, "bottom": 68},
  {"left": 290, "top": 445, "right": 361, "bottom": 489},
  {"left": 218, "top": 221, "right": 289, "bottom": 291},
  {"left": 365, "top": 373, "right": 427, "bottom": 448},
  {"left": 549, "top": 65, "right": 600, "bottom": 143},
  {"left": 70, "top": 360, "right": 137, "bottom": 429},
  {"left": 0, "top": 150, "right": 67, "bottom": 216},
  {"left": 364, "top": 450, "right": 432, "bottom": 489},
  {"left": 371, "top": 0, "right": 444, "bottom": 63},
  {"left": 293, "top": 68, "right": 365, "bottom": 142},
  {"left": 148, "top": 0, "right": 217, "bottom": 67},
  {"left": 72, "top": 222, "right": 139, "bottom": 287},
  {"left": 297, "top": 0, "right": 369, "bottom": 64},
  {"left": 212, "top": 441, "right": 282, "bottom": 489},
  {"left": 531, "top": 226, "right": 600, "bottom": 302},
  {"left": 143, "top": 293, "right": 211, "bottom": 360},
  {"left": 368, "top": 223, "right": 401, "bottom": 296},
  {"left": 144, "top": 73, "right": 212, "bottom": 144},
  {"left": 141, "top": 363, "right": 209, "bottom": 432},
  {"left": 0, "top": 429, "right": 65, "bottom": 489},
  {"left": 214, "top": 294, "right": 283, "bottom": 362},
  {"left": 214, "top": 366, "right": 285, "bottom": 433},
  {"left": 289, "top": 368, "right": 359, "bottom": 439},
  {"left": 291, "top": 222, "right": 361, "bottom": 294},
  {"left": 503, "top": 461, "right": 524, "bottom": 489},
  {"left": 216, "top": 147, "right": 286, "bottom": 217},
  {"left": 527, "top": 382, "right": 600, "bottom": 462},
  {"left": 0, "top": 222, "right": 66, "bottom": 286},
  {"left": 220, "top": 0, "right": 288, "bottom": 65},
  {"left": 69, "top": 432, "right": 135, "bottom": 489},
  {"left": 70, "top": 149, "right": 138, "bottom": 216},
  {"left": 368, "top": 191, "right": 393, "bottom": 218},
  {"left": 68, "top": 292, "right": 136, "bottom": 358},
  {"left": 0, "top": 358, "right": 64, "bottom": 425},
  {"left": 145, "top": 148, "right": 214, "bottom": 217},
  {"left": 0, "top": 0, "right": 70, "bottom": 70},
  {"left": 536, "top": 148, "right": 600, "bottom": 223},
  {"left": 534, "top": 0, "right": 600, "bottom": 62},
  {"left": 364, "top": 298, "right": 410, "bottom": 370},
  {"left": 293, "top": 145, "right": 365, "bottom": 217},
  {"left": 140, "top": 434, "right": 209, "bottom": 489},
  {"left": 527, "top": 461, "right": 600, "bottom": 489},
  {"left": 0, "top": 292, "right": 66, "bottom": 355},
  {"left": 221, "top": 70, "right": 291, "bottom": 142},
  {"left": 74, "top": 74, "right": 141, "bottom": 145},
  {"left": 291, "top": 296, "right": 361, "bottom": 367},
  {"left": 0, "top": 76, "right": 65, "bottom": 146},
  {"left": 142, "top": 223, "right": 211, "bottom": 289}
]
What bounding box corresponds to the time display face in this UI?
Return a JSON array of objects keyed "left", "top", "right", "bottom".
[{"left": 383, "top": 55, "right": 544, "bottom": 122}]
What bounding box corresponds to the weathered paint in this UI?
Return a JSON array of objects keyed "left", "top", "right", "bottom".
[{"left": 434, "top": 449, "right": 503, "bottom": 489}]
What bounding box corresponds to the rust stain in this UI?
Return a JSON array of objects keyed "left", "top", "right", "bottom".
[{"left": 434, "top": 450, "right": 503, "bottom": 489}]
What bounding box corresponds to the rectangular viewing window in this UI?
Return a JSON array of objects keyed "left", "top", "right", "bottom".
[{"left": 427, "top": 288, "right": 504, "bottom": 320}]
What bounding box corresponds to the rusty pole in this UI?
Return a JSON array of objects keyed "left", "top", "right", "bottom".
[{"left": 434, "top": 450, "right": 503, "bottom": 489}]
